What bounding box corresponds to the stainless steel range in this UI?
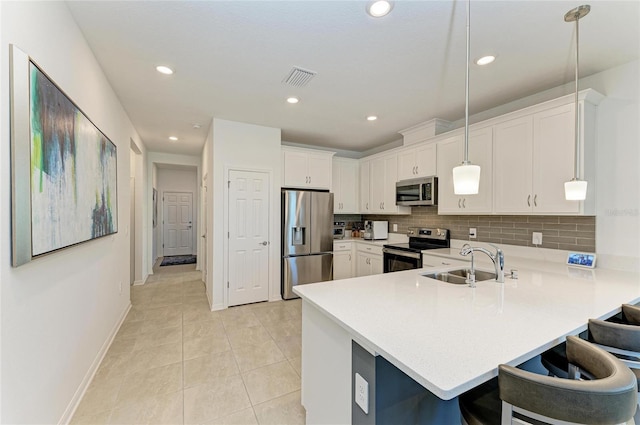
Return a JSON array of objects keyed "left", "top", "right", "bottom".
[{"left": 382, "top": 227, "right": 450, "bottom": 273}]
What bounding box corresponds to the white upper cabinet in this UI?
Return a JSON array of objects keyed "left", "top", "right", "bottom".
[
  {"left": 367, "top": 152, "right": 410, "bottom": 215},
  {"left": 494, "top": 103, "right": 586, "bottom": 214},
  {"left": 493, "top": 116, "right": 534, "bottom": 214},
  {"left": 282, "top": 147, "right": 334, "bottom": 189},
  {"left": 397, "top": 143, "right": 437, "bottom": 181},
  {"left": 437, "top": 128, "right": 493, "bottom": 214},
  {"left": 332, "top": 158, "right": 359, "bottom": 214},
  {"left": 359, "top": 159, "right": 371, "bottom": 213}
]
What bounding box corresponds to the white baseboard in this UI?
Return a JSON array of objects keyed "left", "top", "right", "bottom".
[
  {"left": 133, "top": 279, "right": 145, "bottom": 286},
  {"left": 212, "top": 302, "right": 224, "bottom": 311},
  {"left": 58, "top": 303, "right": 132, "bottom": 425}
]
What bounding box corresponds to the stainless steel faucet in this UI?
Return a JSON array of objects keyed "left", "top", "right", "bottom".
[{"left": 460, "top": 243, "right": 505, "bottom": 283}]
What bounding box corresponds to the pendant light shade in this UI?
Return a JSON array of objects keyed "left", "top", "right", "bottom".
[
  {"left": 564, "top": 5, "right": 590, "bottom": 201},
  {"left": 453, "top": 163, "right": 481, "bottom": 195},
  {"left": 564, "top": 179, "right": 588, "bottom": 201},
  {"left": 453, "top": 0, "right": 480, "bottom": 195}
]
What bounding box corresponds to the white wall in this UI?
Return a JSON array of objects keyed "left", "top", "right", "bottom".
[
  {"left": 157, "top": 168, "right": 198, "bottom": 256},
  {"left": 585, "top": 61, "right": 640, "bottom": 271},
  {"left": 208, "top": 118, "right": 282, "bottom": 310},
  {"left": 0, "top": 2, "right": 145, "bottom": 423},
  {"left": 133, "top": 145, "right": 145, "bottom": 283},
  {"left": 201, "top": 124, "right": 214, "bottom": 305},
  {"left": 152, "top": 163, "right": 158, "bottom": 265},
  {"left": 145, "top": 153, "right": 201, "bottom": 275},
  {"left": 0, "top": 3, "right": 4, "bottom": 420}
]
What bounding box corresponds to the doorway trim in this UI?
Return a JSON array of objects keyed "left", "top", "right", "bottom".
[
  {"left": 161, "top": 191, "right": 195, "bottom": 257},
  {"left": 145, "top": 152, "right": 202, "bottom": 281},
  {"left": 223, "top": 165, "right": 275, "bottom": 309}
]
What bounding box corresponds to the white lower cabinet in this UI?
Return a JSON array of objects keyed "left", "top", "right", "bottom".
[
  {"left": 356, "top": 244, "right": 383, "bottom": 277},
  {"left": 333, "top": 241, "right": 354, "bottom": 280}
]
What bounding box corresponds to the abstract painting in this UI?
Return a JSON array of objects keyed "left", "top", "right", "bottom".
[{"left": 10, "top": 45, "right": 118, "bottom": 265}]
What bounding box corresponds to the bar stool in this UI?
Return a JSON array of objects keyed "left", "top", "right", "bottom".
[
  {"left": 541, "top": 304, "right": 640, "bottom": 379},
  {"left": 459, "top": 336, "right": 637, "bottom": 425},
  {"left": 541, "top": 306, "right": 640, "bottom": 422},
  {"left": 622, "top": 304, "right": 640, "bottom": 325}
]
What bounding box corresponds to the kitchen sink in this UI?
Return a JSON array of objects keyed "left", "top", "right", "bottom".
[{"left": 421, "top": 269, "right": 497, "bottom": 285}]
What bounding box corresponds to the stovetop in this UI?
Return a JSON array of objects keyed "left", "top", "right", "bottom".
[{"left": 384, "top": 227, "right": 450, "bottom": 253}]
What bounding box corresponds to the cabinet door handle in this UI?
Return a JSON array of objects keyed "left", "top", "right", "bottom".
[
  {"left": 462, "top": 198, "right": 466, "bottom": 208},
  {"left": 309, "top": 176, "right": 311, "bottom": 184},
  {"left": 527, "top": 195, "right": 531, "bottom": 207},
  {"left": 415, "top": 166, "right": 418, "bottom": 175},
  {"left": 534, "top": 194, "right": 538, "bottom": 207},
  {"left": 348, "top": 254, "right": 351, "bottom": 261},
  {"left": 458, "top": 199, "right": 461, "bottom": 208},
  {"left": 366, "top": 202, "right": 369, "bottom": 210}
]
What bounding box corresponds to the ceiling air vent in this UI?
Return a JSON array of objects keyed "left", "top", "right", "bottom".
[{"left": 282, "top": 66, "right": 317, "bottom": 88}]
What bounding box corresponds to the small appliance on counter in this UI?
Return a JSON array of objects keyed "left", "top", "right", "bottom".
[
  {"left": 363, "top": 220, "right": 388, "bottom": 240},
  {"left": 333, "top": 221, "right": 346, "bottom": 239}
]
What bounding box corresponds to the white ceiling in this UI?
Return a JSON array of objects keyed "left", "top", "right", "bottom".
[{"left": 66, "top": 1, "right": 640, "bottom": 156}]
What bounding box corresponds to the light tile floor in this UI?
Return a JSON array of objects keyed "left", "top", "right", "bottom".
[{"left": 71, "top": 263, "right": 305, "bottom": 425}]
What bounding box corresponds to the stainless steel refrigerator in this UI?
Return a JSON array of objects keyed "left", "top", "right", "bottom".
[{"left": 281, "top": 190, "right": 333, "bottom": 300}]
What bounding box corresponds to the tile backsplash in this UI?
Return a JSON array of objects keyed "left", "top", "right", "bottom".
[{"left": 336, "top": 207, "right": 595, "bottom": 252}]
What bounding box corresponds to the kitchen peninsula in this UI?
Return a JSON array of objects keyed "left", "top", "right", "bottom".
[{"left": 294, "top": 255, "right": 640, "bottom": 424}]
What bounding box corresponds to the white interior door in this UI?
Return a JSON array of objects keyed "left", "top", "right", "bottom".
[
  {"left": 228, "top": 170, "right": 270, "bottom": 307},
  {"left": 163, "top": 192, "right": 193, "bottom": 256}
]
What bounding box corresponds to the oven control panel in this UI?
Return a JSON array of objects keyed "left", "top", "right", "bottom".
[{"left": 407, "top": 227, "right": 448, "bottom": 240}]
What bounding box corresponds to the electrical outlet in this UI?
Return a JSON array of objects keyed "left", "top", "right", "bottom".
[
  {"left": 392, "top": 223, "right": 398, "bottom": 232},
  {"left": 469, "top": 228, "right": 477, "bottom": 239},
  {"left": 532, "top": 232, "right": 543, "bottom": 245},
  {"left": 355, "top": 373, "right": 369, "bottom": 414}
]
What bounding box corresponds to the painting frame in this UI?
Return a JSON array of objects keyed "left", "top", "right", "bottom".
[{"left": 10, "top": 45, "right": 118, "bottom": 267}]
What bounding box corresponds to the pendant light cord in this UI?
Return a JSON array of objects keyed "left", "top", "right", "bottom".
[
  {"left": 573, "top": 11, "right": 580, "bottom": 180},
  {"left": 463, "top": 0, "right": 470, "bottom": 165}
]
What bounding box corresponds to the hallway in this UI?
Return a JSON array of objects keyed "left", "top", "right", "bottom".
[{"left": 71, "top": 264, "right": 304, "bottom": 424}]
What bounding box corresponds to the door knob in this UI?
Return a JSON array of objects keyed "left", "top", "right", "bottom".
[{"left": 259, "top": 241, "right": 268, "bottom": 246}]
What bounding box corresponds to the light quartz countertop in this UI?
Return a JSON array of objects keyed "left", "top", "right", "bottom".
[{"left": 293, "top": 257, "right": 640, "bottom": 400}]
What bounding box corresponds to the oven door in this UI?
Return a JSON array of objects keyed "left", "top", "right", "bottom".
[{"left": 382, "top": 248, "right": 422, "bottom": 273}]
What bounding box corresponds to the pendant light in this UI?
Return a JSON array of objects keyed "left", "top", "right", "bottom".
[
  {"left": 564, "top": 5, "right": 590, "bottom": 201},
  {"left": 453, "top": 0, "right": 481, "bottom": 195}
]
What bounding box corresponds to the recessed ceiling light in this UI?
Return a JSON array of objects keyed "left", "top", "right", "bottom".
[
  {"left": 192, "top": 123, "right": 201, "bottom": 129},
  {"left": 156, "top": 65, "right": 174, "bottom": 75},
  {"left": 475, "top": 55, "right": 496, "bottom": 66},
  {"left": 169, "top": 136, "right": 178, "bottom": 141},
  {"left": 366, "top": 115, "right": 378, "bottom": 121},
  {"left": 286, "top": 97, "right": 299, "bottom": 104},
  {"left": 367, "top": 1, "right": 393, "bottom": 18}
]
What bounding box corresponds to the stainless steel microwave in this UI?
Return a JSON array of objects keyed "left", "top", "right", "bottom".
[{"left": 396, "top": 176, "right": 438, "bottom": 206}]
